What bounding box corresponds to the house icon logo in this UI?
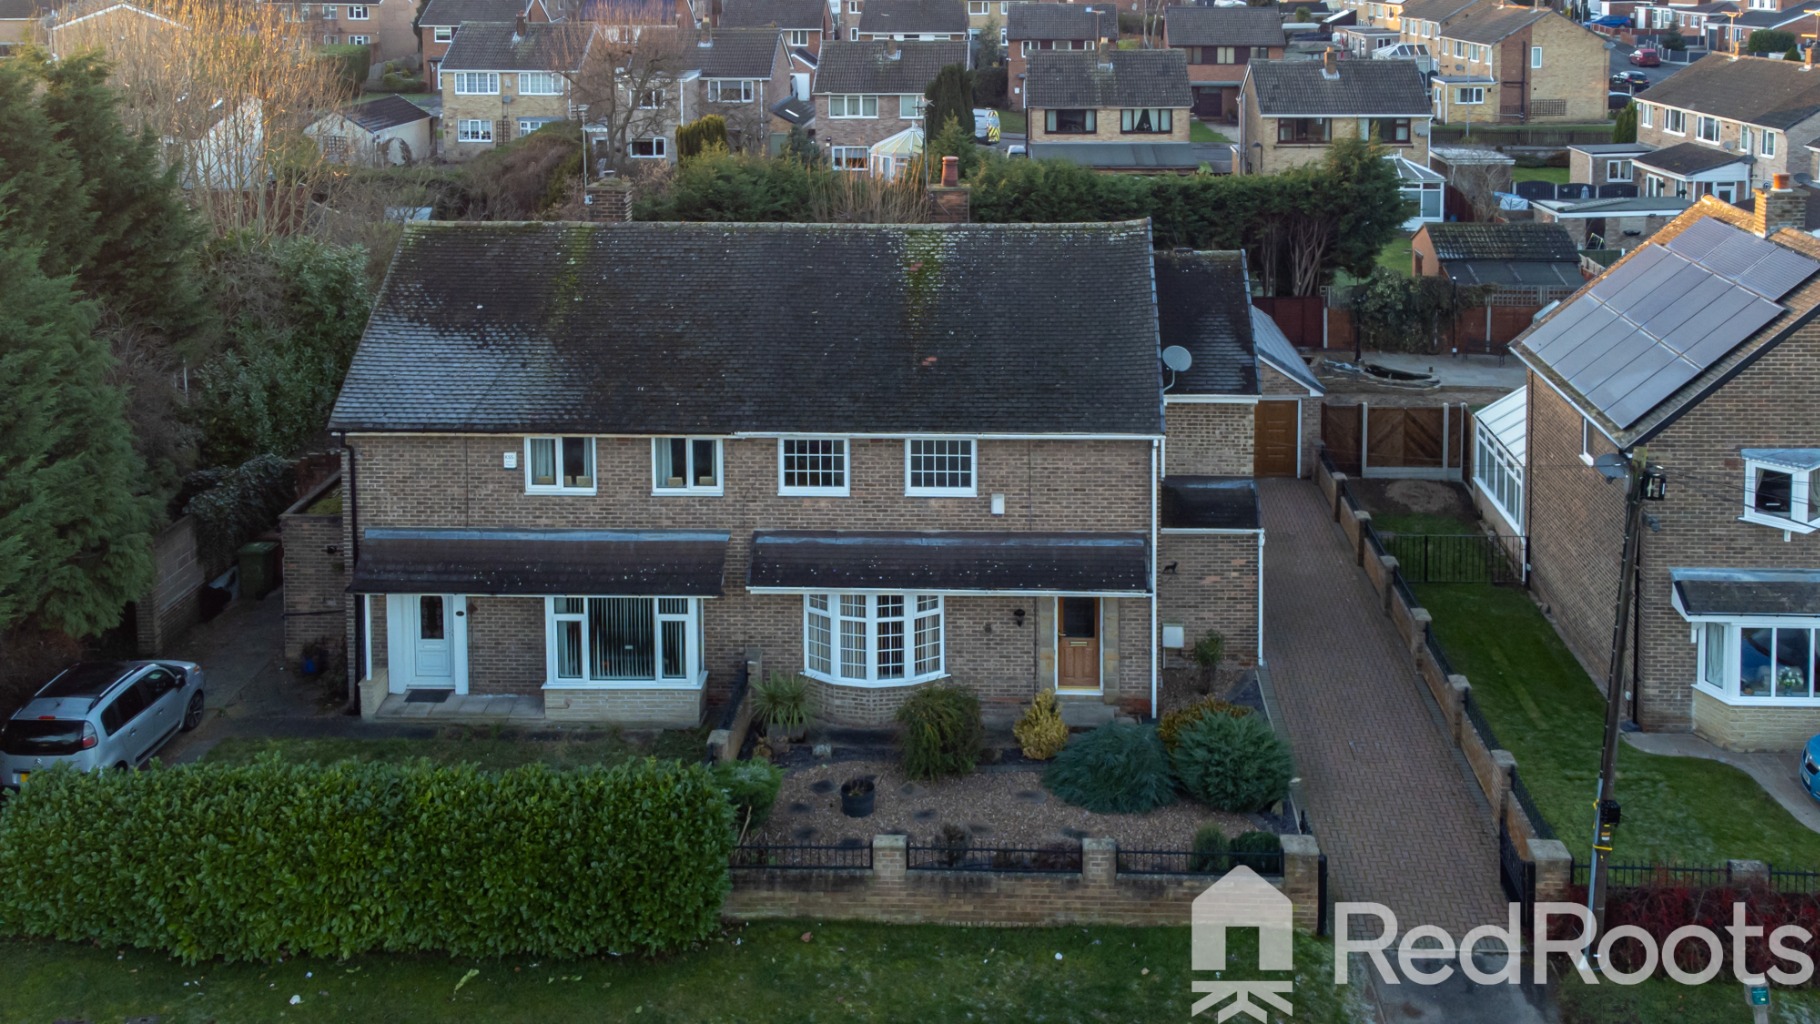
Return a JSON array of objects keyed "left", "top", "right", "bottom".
[{"left": 1191, "top": 865, "right": 1294, "bottom": 1021}]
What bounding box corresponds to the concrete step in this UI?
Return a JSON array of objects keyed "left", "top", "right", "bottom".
[{"left": 1058, "top": 699, "right": 1115, "bottom": 729}]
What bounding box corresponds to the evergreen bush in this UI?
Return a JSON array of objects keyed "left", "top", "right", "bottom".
[
  {"left": 897, "top": 684, "right": 984, "bottom": 780},
  {"left": 1229, "top": 830, "right": 1284, "bottom": 874},
  {"left": 1157, "top": 698, "right": 1252, "bottom": 750},
  {"left": 1170, "top": 712, "right": 1294, "bottom": 813},
  {"left": 1043, "top": 722, "right": 1177, "bottom": 814},
  {"left": 1190, "top": 824, "right": 1230, "bottom": 872},
  {"left": 714, "top": 758, "right": 784, "bottom": 832},
  {"left": 1012, "top": 689, "right": 1069, "bottom": 760}
]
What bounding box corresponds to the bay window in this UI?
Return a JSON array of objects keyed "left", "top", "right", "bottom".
[
  {"left": 1696, "top": 621, "right": 1820, "bottom": 702},
  {"left": 548, "top": 597, "right": 702, "bottom": 686},
  {"left": 654, "top": 437, "right": 722, "bottom": 493},
  {"left": 804, "top": 593, "right": 944, "bottom": 685},
  {"left": 526, "top": 436, "right": 595, "bottom": 494}
]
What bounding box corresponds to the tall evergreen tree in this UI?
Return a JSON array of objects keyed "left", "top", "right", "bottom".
[
  {"left": 1611, "top": 102, "right": 1638, "bottom": 144},
  {"left": 923, "top": 64, "right": 975, "bottom": 141},
  {"left": 0, "top": 62, "right": 88, "bottom": 273}
]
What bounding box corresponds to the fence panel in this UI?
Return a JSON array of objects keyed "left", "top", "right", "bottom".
[
  {"left": 1382, "top": 533, "right": 1524, "bottom": 584},
  {"left": 731, "top": 843, "right": 873, "bottom": 870},
  {"left": 1324, "top": 405, "right": 1363, "bottom": 475},
  {"left": 1117, "top": 848, "right": 1286, "bottom": 876},
  {"left": 907, "top": 843, "right": 1084, "bottom": 873}
]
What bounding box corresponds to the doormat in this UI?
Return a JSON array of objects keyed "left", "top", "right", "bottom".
[{"left": 404, "top": 688, "right": 456, "bottom": 704}]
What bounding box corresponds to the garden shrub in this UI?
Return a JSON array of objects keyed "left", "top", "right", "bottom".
[
  {"left": 1157, "top": 698, "right": 1252, "bottom": 750},
  {"left": 0, "top": 757, "right": 733, "bottom": 962},
  {"left": 1190, "top": 824, "right": 1229, "bottom": 873},
  {"left": 751, "top": 672, "right": 810, "bottom": 736},
  {"left": 1012, "top": 689, "right": 1069, "bottom": 760},
  {"left": 1042, "top": 721, "right": 1177, "bottom": 814},
  {"left": 714, "top": 758, "right": 784, "bottom": 831},
  {"left": 897, "top": 684, "right": 983, "bottom": 780},
  {"left": 1229, "top": 830, "right": 1284, "bottom": 874},
  {"left": 1192, "top": 630, "right": 1225, "bottom": 669},
  {"left": 1171, "top": 712, "right": 1294, "bottom": 813}
]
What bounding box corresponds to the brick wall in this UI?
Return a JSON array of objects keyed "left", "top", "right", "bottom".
[
  {"left": 814, "top": 98, "right": 923, "bottom": 152},
  {"left": 280, "top": 489, "right": 348, "bottom": 663},
  {"left": 440, "top": 78, "right": 571, "bottom": 161},
  {"left": 1240, "top": 82, "right": 1429, "bottom": 174},
  {"left": 724, "top": 833, "right": 1324, "bottom": 932},
  {"left": 135, "top": 517, "right": 205, "bottom": 656},
  {"left": 1164, "top": 404, "right": 1254, "bottom": 476},
  {"left": 1158, "top": 532, "right": 1260, "bottom": 666},
  {"left": 465, "top": 596, "right": 545, "bottom": 694},
  {"left": 546, "top": 684, "right": 705, "bottom": 727}
]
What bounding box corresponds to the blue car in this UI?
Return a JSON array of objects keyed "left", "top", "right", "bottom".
[{"left": 1802, "top": 736, "right": 1820, "bottom": 800}]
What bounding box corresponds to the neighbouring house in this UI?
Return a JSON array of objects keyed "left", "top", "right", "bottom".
[
  {"left": 42, "top": 0, "right": 182, "bottom": 59},
  {"left": 1006, "top": 3, "right": 1117, "bottom": 107},
  {"left": 418, "top": 0, "right": 553, "bottom": 80},
  {"left": 307, "top": 95, "right": 436, "bottom": 164},
  {"left": 1410, "top": 222, "right": 1582, "bottom": 293},
  {"left": 438, "top": 18, "right": 587, "bottom": 159},
  {"left": 1568, "top": 140, "right": 1652, "bottom": 188},
  {"left": 718, "top": 0, "right": 829, "bottom": 57},
  {"left": 1, "top": 0, "right": 40, "bottom": 55},
  {"left": 1334, "top": 0, "right": 1406, "bottom": 30},
  {"left": 1713, "top": 7, "right": 1809, "bottom": 52},
  {"left": 1160, "top": 5, "right": 1286, "bottom": 124},
  {"left": 1236, "top": 51, "right": 1431, "bottom": 174},
  {"left": 286, "top": 0, "right": 419, "bottom": 62},
  {"left": 962, "top": 0, "right": 1026, "bottom": 46},
  {"left": 1396, "top": 0, "right": 1486, "bottom": 46},
  {"left": 1024, "top": 49, "right": 1194, "bottom": 172},
  {"left": 1424, "top": 6, "right": 1607, "bottom": 124},
  {"left": 1511, "top": 182, "right": 1820, "bottom": 751},
  {"left": 1632, "top": 55, "right": 1820, "bottom": 204},
  {"left": 814, "top": 38, "right": 961, "bottom": 175},
  {"left": 1530, "top": 194, "right": 1694, "bottom": 249},
  {"left": 329, "top": 220, "right": 1285, "bottom": 728},
  {"left": 691, "top": 26, "right": 796, "bottom": 154},
  {"left": 578, "top": 25, "right": 698, "bottom": 167},
  {"left": 855, "top": 0, "right": 968, "bottom": 44}
]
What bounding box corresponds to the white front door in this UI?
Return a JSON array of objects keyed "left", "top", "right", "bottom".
[{"left": 387, "top": 593, "right": 468, "bottom": 693}]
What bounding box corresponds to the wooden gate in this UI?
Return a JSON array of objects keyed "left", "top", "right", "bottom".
[
  {"left": 1322, "top": 405, "right": 1362, "bottom": 475},
  {"left": 1254, "top": 400, "right": 1300, "bottom": 477},
  {"left": 1322, "top": 403, "right": 1469, "bottom": 478}
]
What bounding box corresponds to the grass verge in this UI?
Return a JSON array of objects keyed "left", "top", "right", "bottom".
[
  {"left": 997, "top": 108, "right": 1026, "bottom": 134},
  {"left": 1375, "top": 236, "right": 1415, "bottom": 277},
  {"left": 200, "top": 726, "right": 707, "bottom": 771},
  {"left": 1190, "top": 120, "right": 1231, "bottom": 144},
  {"left": 1512, "top": 166, "right": 1571, "bottom": 185}
]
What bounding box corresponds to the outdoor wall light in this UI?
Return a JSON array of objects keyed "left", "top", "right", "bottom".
[{"left": 1013, "top": 608, "right": 1026, "bottom": 627}]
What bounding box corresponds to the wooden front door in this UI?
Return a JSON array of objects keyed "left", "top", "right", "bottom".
[
  {"left": 1056, "top": 597, "right": 1100, "bottom": 691},
  {"left": 1254, "top": 400, "right": 1300, "bottom": 477}
]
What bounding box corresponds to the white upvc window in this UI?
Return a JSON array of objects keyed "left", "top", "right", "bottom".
[
  {"left": 518, "top": 117, "right": 555, "bottom": 135},
  {"left": 829, "top": 93, "right": 879, "bottom": 117},
  {"left": 968, "top": 0, "right": 988, "bottom": 12},
  {"left": 1695, "top": 115, "right": 1721, "bottom": 144},
  {"left": 1694, "top": 619, "right": 1820, "bottom": 703},
  {"left": 848, "top": 0, "right": 859, "bottom": 10},
  {"left": 1451, "top": 39, "right": 1464, "bottom": 57},
  {"left": 454, "top": 72, "right": 500, "bottom": 94},
  {"left": 1763, "top": 130, "right": 1778, "bottom": 157},
  {"left": 1472, "top": 421, "right": 1522, "bottom": 532},
  {"left": 1639, "top": 103, "right": 1652, "bottom": 128},
  {"left": 779, "top": 437, "right": 849, "bottom": 495},
  {"left": 347, "top": 4, "right": 369, "bottom": 18},
  {"left": 457, "top": 118, "right": 494, "bottom": 142},
  {"left": 850, "top": 26, "right": 858, "bottom": 39},
  {"left": 1606, "top": 158, "right": 1632, "bottom": 182},
  {"left": 653, "top": 437, "right": 722, "bottom": 493},
  {"left": 1742, "top": 126, "right": 1753, "bottom": 153},
  {"left": 804, "top": 593, "right": 944, "bottom": 685},
  {"left": 348, "top": 33, "right": 370, "bottom": 44},
  {"left": 1530, "top": 44, "right": 1541, "bottom": 67},
  {"left": 831, "top": 145, "right": 867, "bottom": 169},
  {"left": 548, "top": 596, "right": 702, "bottom": 687},
  {"left": 525, "top": 436, "right": 596, "bottom": 494},
  {"left": 786, "top": 28, "right": 812, "bottom": 46},
  {"left": 638, "top": 88, "right": 665, "bottom": 109},
  {"left": 434, "top": 25, "right": 453, "bottom": 42},
  {"left": 1665, "top": 108, "right": 1686, "bottom": 135},
  {"left": 899, "top": 94, "right": 922, "bottom": 119},
  {"left": 708, "top": 79, "right": 755, "bottom": 103},
  {"left": 905, "top": 438, "right": 976, "bottom": 496},
  {"left": 519, "top": 71, "right": 563, "bottom": 95},
  {"left": 630, "top": 136, "right": 667, "bottom": 158},
  {"left": 321, "top": 3, "right": 336, "bottom": 17},
  {"left": 1742, "top": 453, "right": 1820, "bottom": 533},
  {"left": 1456, "top": 87, "right": 1484, "bottom": 105},
  {"left": 1579, "top": 416, "right": 1595, "bottom": 464}
]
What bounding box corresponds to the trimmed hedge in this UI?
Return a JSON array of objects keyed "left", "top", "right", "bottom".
[{"left": 0, "top": 757, "right": 733, "bottom": 962}]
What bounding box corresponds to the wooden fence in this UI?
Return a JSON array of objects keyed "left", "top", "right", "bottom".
[{"left": 1323, "top": 402, "right": 1472, "bottom": 479}]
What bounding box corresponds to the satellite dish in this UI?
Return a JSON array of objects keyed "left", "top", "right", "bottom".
[{"left": 1162, "top": 346, "right": 1194, "bottom": 373}]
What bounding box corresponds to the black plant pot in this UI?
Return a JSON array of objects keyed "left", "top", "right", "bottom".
[{"left": 840, "top": 776, "right": 876, "bottom": 818}]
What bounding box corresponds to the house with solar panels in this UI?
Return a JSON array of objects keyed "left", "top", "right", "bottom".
[{"left": 1510, "top": 178, "right": 1820, "bottom": 751}]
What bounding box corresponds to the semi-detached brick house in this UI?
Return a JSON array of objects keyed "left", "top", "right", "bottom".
[
  {"left": 814, "top": 39, "right": 963, "bottom": 174},
  {"left": 1629, "top": 56, "right": 1820, "bottom": 206},
  {"left": 1236, "top": 53, "right": 1430, "bottom": 174},
  {"left": 856, "top": 0, "right": 968, "bottom": 43},
  {"left": 1509, "top": 184, "right": 1820, "bottom": 751},
  {"left": 689, "top": 27, "right": 795, "bottom": 154},
  {"left": 438, "top": 19, "right": 586, "bottom": 159},
  {"left": 1025, "top": 49, "right": 1196, "bottom": 173},
  {"left": 418, "top": 0, "right": 553, "bottom": 81},
  {"left": 1006, "top": 3, "right": 1117, "bottom": 108},
  {"left": 1423, "top": 6, "right": 1606, "bottom": 125},
  {"left": 328, "top": 221, "right": 1298, "bottom": 728},
  {"left": 717, "top": 0, "right": 830, "bottom": 56},
  {"left": 1159, "top": 5, "right": 1286, "bottom": 124}
]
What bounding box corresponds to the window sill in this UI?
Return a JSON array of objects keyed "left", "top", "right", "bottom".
[
  {"left": 545, "top": 673, "right": 706, "bottom": 692},
  {"left": 1695, "top": 681, "right": 1820, "bottom": 707},
  {"left": 906, "top": 489, "right": 978, "bottom": 498},
  {"left": 526, "top": 488, "right": 599, "bottom": 497},
  {"left": 1739, "top": 512, "right": 1817, "bottom": 535},
  {"left": 779, "top": 488, "right": 851, "bottom": 498},
  {"left": 804, "top": 670, "right": 948, "bottom": 689},
  {"left": 653, "top": 486, "right": 725, "bottom": 496}
]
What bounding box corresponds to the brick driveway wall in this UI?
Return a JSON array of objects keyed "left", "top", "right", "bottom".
[{"left": 1261, "top": 478, "right": 1505, "bottom": 936}]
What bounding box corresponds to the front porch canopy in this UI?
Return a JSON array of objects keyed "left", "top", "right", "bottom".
[
  {"left": 747, "top": 531, "right": 1150, "bottom": 595},
  {"left": 350, "top": 528, "right": 730, "bottom": 596}
]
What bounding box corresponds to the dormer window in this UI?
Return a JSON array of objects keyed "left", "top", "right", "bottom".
[{"left": 1742, "top": 450, "right": 1820, "bottom": 533}]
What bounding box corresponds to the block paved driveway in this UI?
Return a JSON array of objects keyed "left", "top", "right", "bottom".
[{"left": 1260, "top": 479, "right": 1505, "bottom": 937}]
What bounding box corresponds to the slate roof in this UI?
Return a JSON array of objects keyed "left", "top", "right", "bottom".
[
  {"left": 1672, "top": 568, "right": 1820, "bottom": 617},
  {"left": 1245, "top": 58, "right": 1429, "bottom": 116},
  {"left": 351, "top": 529, "right": 731, "bottom": 596},
  {"left": 1008, "top": 2, "right": 1116, "bottom": 41},
  {"left": 1252, "top": 307, "right": 1322, "bottom": 394},
  {"left": 1160, "top": 477, "right": 1261, "bottom": 530},
  {"left": 718, "top": 0, "right": 824, "bottom": 28},
  {"left": 1734, "top": 9, "right": 1805, "bottom": 28},
  {"left": 815, "top": 39, "right": 966, "bottom": 93},
  {"left": 857, "top": 0, "right": 967, "bottom": 35},
  {"left": 0, "top": 0, "right": 39, "bottom": 19},
  {"left": 1568, "top": 142, "right": 1653, "bottom": 155},
  {"left": 1639, "top": 53, "right": 1820, "bottom": 130},
  {"left": 1026, "top": 141, "right": 1204, "bottom": 169},
  {"left": 1439, "top": 6, "right": 1547, "bottom": 45},
  {"left": 1163, "top": 6, "right": 1285, "bottom": 47},
  {"left": 342, "top": 95, "right": 432, "bottom": 133},
  {"left": 1154, "top": 250, "right": 1257, "bottom": 396},
  {"left": 1423, "top": 223, "right": 1578, "bottom": 263},
  {"left": 329, "top": 221, "right": 1166, "bottom": 436},
  {"left": 1633, "top": 141, "right": 1750, "bottom": 178},
  {"left": 440, "top": 22, "right": 578, "bottom": 72},
  {"left": 1026, "top": 49, "right": 1192, "bottom": 110},
  {"left": 692, "top": 27, "right": 780, "bottom": 77},
  {"left": 418, "top": 0, "right": 526, "bottom": 27},
  {"left": 748, "top": 532, "right": 1152, "bottom": 593},
  {"left": 1396, "top": 0, "right": 1484, "bottom": 26}
]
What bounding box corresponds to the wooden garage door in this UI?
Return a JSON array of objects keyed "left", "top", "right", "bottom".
[{"left": 1254, "top": 400, "right": 1299, "bottom": 477}]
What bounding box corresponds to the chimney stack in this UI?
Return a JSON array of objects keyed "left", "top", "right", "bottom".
[
  {"left": 929, "top": 156, "right": 969, "bottom": 223},
  {"left": 1751, "top": 172, "right": 1806, "bottom": 238},
  {"left": 514, "top": 12, "right": 526, "bottom": 39},
  {"left": 1321, "top": 47, "right": 1338, "bottom": 78},
  {"left": 940, "top": 154, "right": 959, "bottom": 188}
]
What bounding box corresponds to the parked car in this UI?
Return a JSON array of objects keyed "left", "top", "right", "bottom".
[
  {"left": 1803, "top": 735, "right": 1820, "bottom": 801},
  {"left": 973, "top": 108, "right": 1001, "bottom": 144},
  {"left": 0, "top": 661, "right": 205, "bottom": 788},
  {"left": 1608, "top": 91, "right": 1637, "bottom": 111},
  {"left": 1630, "top": 48, "right": 1661, "bottom": 66},
  {"left": 1611, "top": 70, "right": 1650, "bottom": 90}
]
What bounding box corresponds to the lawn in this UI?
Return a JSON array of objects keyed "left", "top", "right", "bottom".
[
  {"left": 1416, "top": 583, "right": 1820, "bottom": 867},
  {"left": 996, "top": 108, "right": 1025, "bottom": 135},
  {"left": 1512, "top": 166, "right": 1571, "bottom": 185},
  {"left": 1375, "top": 235, "right": 1415, "bottom": 277},
  {"left": 201, "top": 726, "right": 707, "bottom": 771},
  {"left": 1190, "top": 120, "right": 1231, "bottom": 145},
  {"left": 1556, "top": 974, "right": 1820, "bottom": 1023},
  {"left": 1, "top": 923, "right": 1368, "bottom": 1024}
]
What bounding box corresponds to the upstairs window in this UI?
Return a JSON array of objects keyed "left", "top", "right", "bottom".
[
  {"left": 454, "top": 72, "right": 500, "bottom": 94},
  {"left": 779, "top": 438, "right": 849, "bottom": 495},
  {"left": 654, "top": 438, "right": 722, "bottom": 493},
  {"left": 1045, "top": 108, "right": 1096, "bottom": 133},
  {"left": 785, "top": 28, "right": 812, "bottom": 46},
  {"left": 1639, "top": 103, "right": 1653, "bottom": 127},
  {"left": 1120, "top": 107, "right": 1173, "bottom": 133},
  {"left": 1277, "top": 116, "right": 1330, "bottom": 143},
  {"left": 1370, "top": 117, "right": 1411, "bottom": 144},
  {"left": 638, "top": 88, "right": 665, "bottom": 109},
  {"left": 899, "top": 94, "right": 922, "bottom": 119},
  {"left": 347, "top": 4, "right": 369, "bottom": 17},
  {"left": 519, "top": 72, "right": 563, "bottom": 95},
  {"left": 1763, "top": 131, "right": 1778, "bottom": 157},
  {"left": 1742, "top": 452, "right": 1820, "bottom": 533},
  {"left": 828, "top": 94, "right": 879, "bottom": 117},
  {"left": 630, "top": 136, "right": 667, "bottom": 158},
  {"left": 433, "top": 25, "right": 453, "bottom": 42},
  {"left": 708, "top": 79, "right": 755, "bottom": 103},
  {"left": 1695, "top": 115, "right": 1721, "bottom": 144},
  {"left": 1665, "top": 109, "right": 1686, "bottom": 135},
  {"left": 905, "top": 438, "right": 976, "bottom": 496},
  {"left": 526, "top": 436, "right": 596, "bottom": 494}
]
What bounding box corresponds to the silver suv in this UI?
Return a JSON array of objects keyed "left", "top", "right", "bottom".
[{"left": 0, "top": 661, "right": 205, "bottom": 788}]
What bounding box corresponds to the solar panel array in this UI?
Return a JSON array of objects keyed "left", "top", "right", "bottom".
[{"left": 1523, "top": 219, "right": 1818, "bottom": 430}]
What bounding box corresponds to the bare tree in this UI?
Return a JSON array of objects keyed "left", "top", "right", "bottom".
[{"left": 553, "top": 7, "right": 696, "bottom": 175}]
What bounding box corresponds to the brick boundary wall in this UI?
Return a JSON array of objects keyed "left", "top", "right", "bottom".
[
  {"left": 135, "top": 516, "right": 205, "bottom": 656},
  {"left": 280, "top": 473, "right": 348, "bottom": 664},
  {"left": 725, "top": 833, "right": 1324, "bottom": 932}
]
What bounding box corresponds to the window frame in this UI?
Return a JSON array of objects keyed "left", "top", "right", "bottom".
[
  {"left": 778, "top": 437, "right": 851, "bottom": 496},
  {"left": 629, "top": 136, "right": 668, "bottom": 158},
  {"left": 1741, "top": 456, "right": 1820, "bottom": 533},
  {"left": 1455, "top": 86, "right": 1485, "bottom": 105},
  {"left": 545, "top": 596, "right": 704, "bottom": 690},
  {"left": 1044, "top": 108, "right": 1096, "bottom": 134},
  {"left": 519, "top": 71, "right": 563, "bottom": 95},
  {"left": 1695, "top": 115, "right": 1721, "bottom": 144},
  {"left": 831, "top": 144, "right": 868, "bottom": 170},
  {"left": 904, "top": 438, "right": 977, "bottom": 497},
  {"left": 457, "top": 118, "right": 494, "bottom": 142},
  {"left": 347, "top": 3, "right": 369, "bottom": 18},
  {"left": 652, "top": 437, "right": 724, "bottom": 494},
  {"left": 1692, "top": 618, "right": 1820, "bottom": 705},
  {"left": 828, "top": 93, "right": 880, "bottom": 118},
  {"left": 348, "top": 33, "right": 370, "bottom": 44},
  {"left": 1276, "top": 116, "right": 1331, "bottom": 143},
  {"left": 1529, "top": 44, "right": 1541, "bottom": 67},
  {"left": 1665, "top": 108, "right": 1686, "bottom": 135},
  {"left": 707, "top": 79, "right": 756, "bottom": 103},
  {"left": 433, "top": 25, "right": 453, "bottom": 42},
  {"left": 1578, "top": 416, "right": 1595, "bottom": 466},
  {"left": 899, "top": 94, "right": 922, "bottom": 119},
  {"left": 1471, "top": 420, "right": 1523, "bottom": 532},
  {"left": 1120, "top": 107, "right": 1173, "bottom": 134},
  {"left": 785, "top": 28, "right": 812, "bottom": 46},
  {"left": 1639, "top": 103, "right": 1652, "bottom": 128},
  {"left": 1763, "top": 130, "right": 1778, "bottom": 156},
  {"left": 1606, "top": 158, "right": 1633, "bottom": 182},
  {"left": 454, "top": 72, "right": 500, "bottom": 95},
  {"left": 524, "top": 435, "right": 598, "bottom": 495},
  {"left": 968, "top": 0, "right": 988, "bottom": 13},
  {"left": 637, "top": 88, "right": 665, "bottom": 109},
  {"left": 803, "top": 593, "right": 945, "bottom": 686},
  {"left": 1370, "top": 117, "right": 1411, "bottom": 144}
]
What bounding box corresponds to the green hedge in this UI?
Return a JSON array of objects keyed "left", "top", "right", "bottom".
[{"left": 0, "top": 757, "right": 733, "bottom": 962}]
